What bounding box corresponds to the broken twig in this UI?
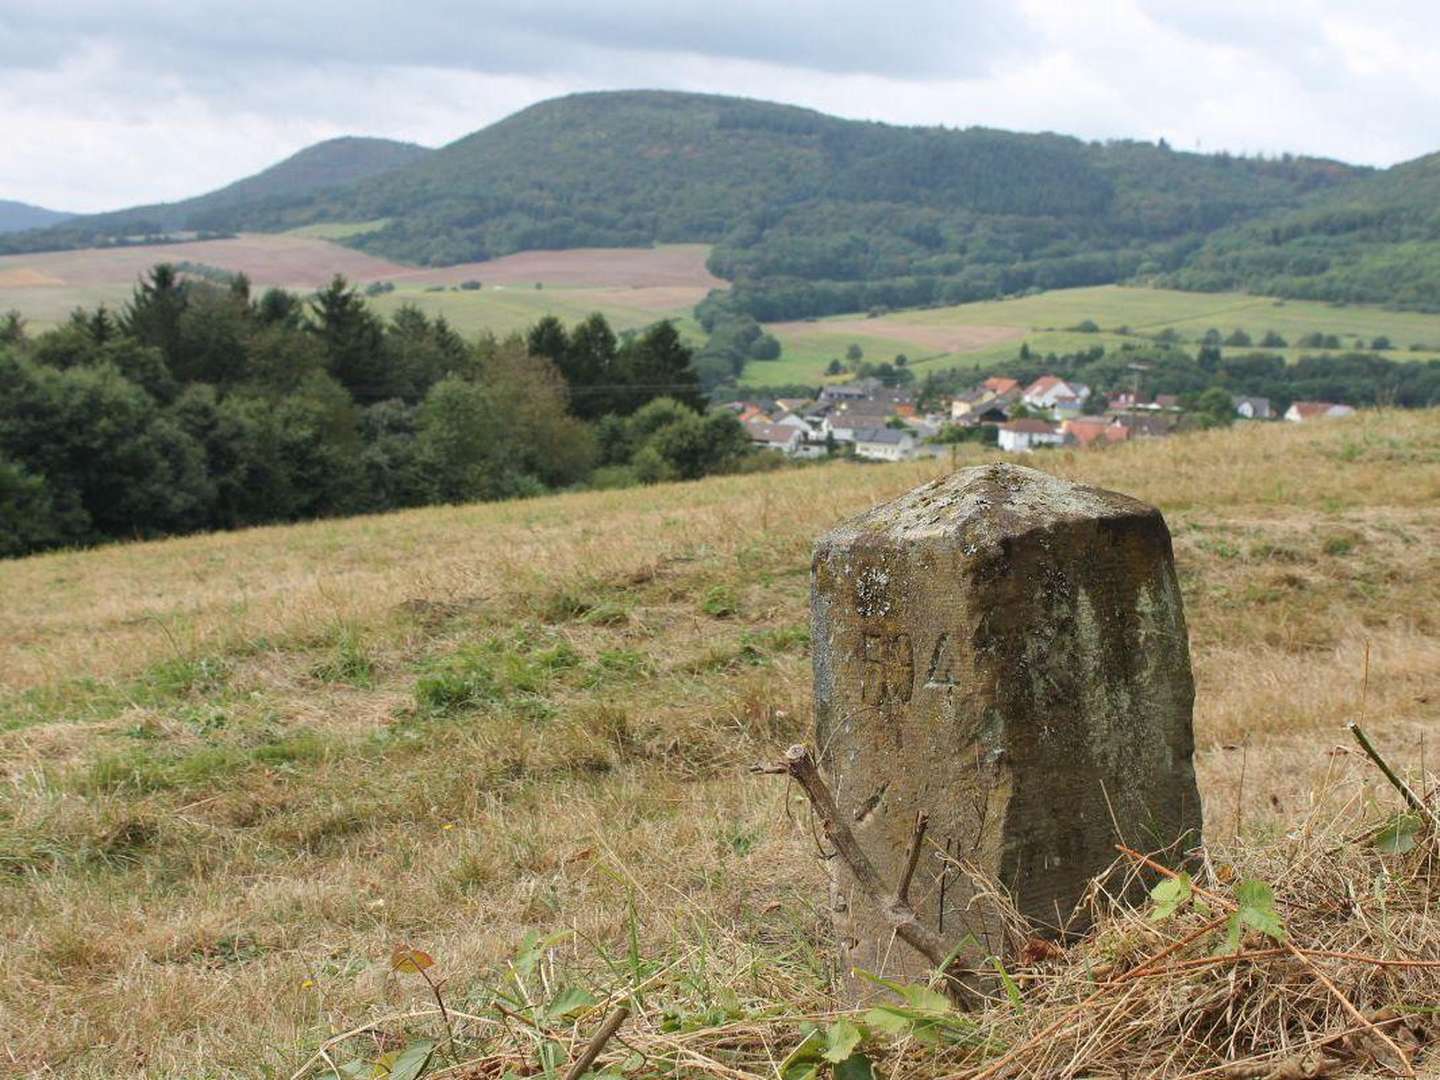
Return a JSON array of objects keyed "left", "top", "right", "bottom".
[
  {"left": 562, "top": 1004, "right": 630, "bottom": 1080},
  {"left": 754, "top": 744, "right": 959, "bottom": 978}
]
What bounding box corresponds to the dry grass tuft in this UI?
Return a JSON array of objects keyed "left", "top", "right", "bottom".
[{"left": 291, "top": 760, "right": 1439, "bottom": 1080}]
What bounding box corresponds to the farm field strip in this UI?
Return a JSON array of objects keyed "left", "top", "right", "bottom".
[
  {"left": 746, "top": 285, "right": 1440, "bottom": 386},
  {"left": 0, "top": 236, "right": 721, "bottom": 331}
]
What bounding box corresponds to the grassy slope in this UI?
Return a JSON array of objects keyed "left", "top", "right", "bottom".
[
  {"left": 2, "top": 412, "right": 1438, "bottom": 1075},
  {"left": 747, "top": 285, "right": 1440, "bottom": 386},
  {"left": 366, "top": 284, "right": 705, "bottom": 341}
]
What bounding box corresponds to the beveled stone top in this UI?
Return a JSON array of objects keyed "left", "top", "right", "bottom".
[{"left": 817, "top": 463, "right": 1158, "bottom": 549}]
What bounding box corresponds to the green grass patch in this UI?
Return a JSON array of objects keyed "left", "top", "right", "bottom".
[
  {"left": 310, "top": 625, "right": 376, "bottom": 687},
  {"left": 0, "top": 654, "right": 231, "bottom": 733},
  {"left": 284, "top": 219, "right": 392, "bottom": 240}
]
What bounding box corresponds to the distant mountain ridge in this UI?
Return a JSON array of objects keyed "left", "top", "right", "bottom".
[
  {"left": 0, "top": 136, "right": 430, "bottom": 254},
  {"left": 11, "top": 91, "right": 1440, "bottom": 312},
  {"left": 0, "top": 199, "right": 73, "bottom": 234}
]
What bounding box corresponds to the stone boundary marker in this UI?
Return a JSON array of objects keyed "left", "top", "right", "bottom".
[{"left": 810, "top": 462, "right": 1203, "bottom": 991}]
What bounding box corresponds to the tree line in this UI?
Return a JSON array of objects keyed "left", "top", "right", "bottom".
[{"left": 0, "top": 266, "right": 753, "bottom": 558}]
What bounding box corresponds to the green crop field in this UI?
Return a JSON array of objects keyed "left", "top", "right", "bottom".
[
  {"left": 284, "top": 219, "right": 393, "bottom": 240},
  {"left": 365, "top": 283, "right": 706, "bottom": 341},
  {"left": 743, "top": 285, "right": 1440, "bottom": 388}
]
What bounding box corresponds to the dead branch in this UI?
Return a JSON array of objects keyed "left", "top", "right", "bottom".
[
  {"left": 753, "top": 744, "right": 958, "bottom": 977},
  {"left": 562, "top": 1005, "right": 630, "bottom": 1080},
  {"left": 1348, "top": 722, "right": 1439, "bottom": 831}
]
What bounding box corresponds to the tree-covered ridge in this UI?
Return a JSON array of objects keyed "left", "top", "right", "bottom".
[
  {"left": 327, "top": 93, "right": 1364, "bottom": 314},
  {"left": 0, "top": 137, "right": 431, "bottom": 255},
  {"left": 1, "top": 92, "right": 1363, "bottom": 317},
  {"left": 1161, "top": 152, "right": 1440, "bottom": 310}
]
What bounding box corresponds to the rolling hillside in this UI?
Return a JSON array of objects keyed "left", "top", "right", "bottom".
[
  {"left": 0, "top": 199, "right": 72, "bottom": 234},
  {"left": 0, "top": 136, "right": 430, "bottom": 255},
  {"left": 1, "top": 92, "right": 1364, "bottom": 319},
  {"left": 1163, "top": 151, "right": 1440, "bottom": 310},
  {"left": 1, "top": 411, "right": 1436, "bottom": 1075}
]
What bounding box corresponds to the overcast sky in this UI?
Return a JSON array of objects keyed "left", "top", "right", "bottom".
[{"left": 4, "top": 0, "right": 1439, "bottom": 213}]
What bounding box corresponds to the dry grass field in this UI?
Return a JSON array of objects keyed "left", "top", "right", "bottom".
[
  {"left": 0, "top": 237, "right": 720, "bottom": 333},
  {"left": 2, "top": 412, "right": 1438, "bottom": 1077}
]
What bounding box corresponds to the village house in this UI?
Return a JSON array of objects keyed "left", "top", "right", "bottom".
[
  {"left": 997, "top": 418, "right": 1065, "bottom": 453},
  {"left": 1285, "top": 401, "right": 1355, "bottom": 422},
  {"left": 824, "top": 401, "right": 895, "bottom": 442},
  {"left": 1109, "top": 411, "right": 1179, "bottom": 439},
  {"left": 1051, "top": 395, "right": 1086, "bottom": 420},
  {"left": 982, "top": 376, "right": 1020, "bottom": 396},
  {"left": 951, "top": 382, "right": 1020, "bottom": 421},
  {"left": 727, "top": 401, "right": 769, "bottom": 423},
  {"left": 770, "top": 412, "right": 811, "bottom": 432},
  {"left": 1062, "top": 416, "right": 1130, "bottom": 449},
  {"left": 744, "top": 421, "right": 804, "bottom": 455},
  {"left": 852, "top": 426, "right": 917, "bottom": 462},
  {"left": 1022, "top": 374, "right": 1091, "bottom": 411},
  {"left": 1232, "top": 395, "right": 1273, "bottom": 420},
  {"left": 818, "top": 377, "right": 887, "bottom": 404}
]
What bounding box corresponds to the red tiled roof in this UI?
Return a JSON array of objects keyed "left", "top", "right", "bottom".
[
  {"left": 1024, "top": 375, "right": 1064, "bottom": 396},
  {"left": 982, "top": 376, "right": 1020, "bottom": 394},
  {"left": 1002, "top": 418, "right": 1059, "bottom": 434}
]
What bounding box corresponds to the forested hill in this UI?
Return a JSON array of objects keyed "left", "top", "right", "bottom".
[
  {"left": 0, "top": 137, "right": 431, "bottom": 254},
  {"left": 1161, "top": 152, "right": 1440, "bottom": 310},
  {"left": 0, "top": 199, "right": 72, "bottom": 234},
  {"left": 267, "top": 91, "right": 1364, "bottom": 318},
  {"left": 0, "top": 91, "right": 1383, "bottom": 317}
]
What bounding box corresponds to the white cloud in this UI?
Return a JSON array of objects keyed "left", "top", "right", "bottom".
[{"left": 2, "top": 0, "right": 1439, "bottom": 212}]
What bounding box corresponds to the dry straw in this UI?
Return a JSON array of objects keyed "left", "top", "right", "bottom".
[{"left": 300, "top": 732, "right": 1436, "bottom": 1080}]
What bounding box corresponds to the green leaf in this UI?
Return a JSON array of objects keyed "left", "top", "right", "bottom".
[
  {"left": 863, "top": 1003, "right": 975, "bottom": 1047},
  {"left": 514, "top": 930, "right": 569, "bottom": 979},
  {"left": 778, "top": 1030, "right": 826, "bottom": 1080},
  {"left": 1216, "top": 914, "right": 1243, "bottom": 956},
  {"left": 991, "top": 957, "right": 1024, "bottom": 1011},
  {"left": 862, "top": 1005, "right": 914, "bottom": 1038},
  {"left": 895, "top": 983, "right": 952, "bottom": 1013},
  {"left": 543, "top": 985, "right": 596, "bottom": 1020},
  {"left": 1375, "top": 813, "right": 1423, "bottom": 855},
  {"left": 1149, "top": 873, "right": 1192, "bottom": 922},
  {"left": 387, "top": 1040, "right": 436, "bottom": 1080},
  {"left": 835, "top": 1052, "right": 876, "bottom": 1080},
  {"left": 1234, "top": 878, "right": 1286, "bottom": 943},
  {"left": 822, "top": 1020, "right": 864, "bottom": 1063}
]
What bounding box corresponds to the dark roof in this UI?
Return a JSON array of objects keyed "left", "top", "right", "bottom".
[
  {"left": 746, "top": 422, "right": 800, "bottom": 445},
  {"left": 852, "top": 427, "right": 912, "bottom": 444}
]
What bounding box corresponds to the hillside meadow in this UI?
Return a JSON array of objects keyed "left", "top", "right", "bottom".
[
  {"left": 743, "top": 284, "right": 1440, "bottom": 386},
  {"left": 2, "top": 411, "right": 1437, "bottom": 1076}
]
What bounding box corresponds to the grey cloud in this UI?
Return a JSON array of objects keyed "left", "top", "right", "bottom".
[{"left": 0, "top": 1, "right": 1035, "bottom": 80}]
